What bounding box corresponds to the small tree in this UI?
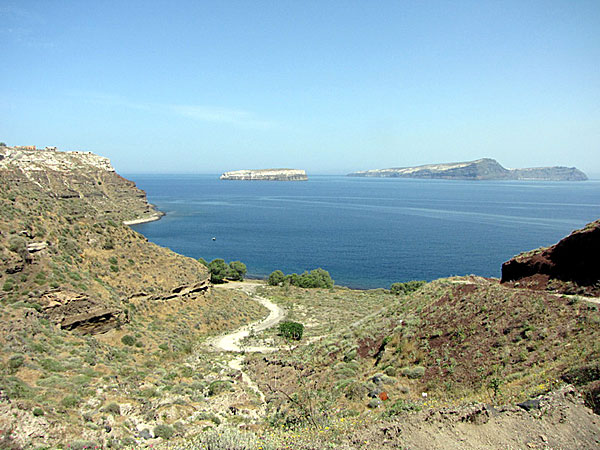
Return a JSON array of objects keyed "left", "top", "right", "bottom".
[
  {"left": 279, "top": 321, "right": 304, "bottom": 341},
  {"left": 268, "top": 270, "right": 285, "bottom": 286},
  {"left": 208, "top": 259, "right": 228, "bottom": 283},
  {"left": 227, "top": 261, "right": 247, "bottom": 281}
]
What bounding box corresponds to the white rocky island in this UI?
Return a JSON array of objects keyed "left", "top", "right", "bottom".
[{"left": 220, "top": 168, "right": 308, "bottom": 181}]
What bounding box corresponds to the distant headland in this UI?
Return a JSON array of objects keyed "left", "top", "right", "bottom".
[
  {"left": 348, "top": 158, "right": 587, "bottom": 181},
  {"left": 220, "top": 168, "right": 308, "bottom": 181}
]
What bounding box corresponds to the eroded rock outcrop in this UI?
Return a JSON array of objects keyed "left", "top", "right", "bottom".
[
  {"left": 501, "top": 219, "right": 600, "bottom": 296},
  {"left": 39, "top": 290, "right": 127, "bottom": 334}
]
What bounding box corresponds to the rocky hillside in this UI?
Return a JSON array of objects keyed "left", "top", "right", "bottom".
[
  {"left": 501, "top": 219, "right": 600, "bottom": 296},
  {"left": 348, "top": 158, "right": 588, "bottom": 181},
  {"left": 220, "top": 168, "right": 308, "bottom": 181},
  {"left": 0, "top": 146, "right": 163, "bottom": 224},
  {"left": 0, "top": 147, "right": 269, "bottom": 447}
]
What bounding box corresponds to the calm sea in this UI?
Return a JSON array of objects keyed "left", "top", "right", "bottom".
[{"left": 125, "top": 175, "right": 600, "bottom": 289}]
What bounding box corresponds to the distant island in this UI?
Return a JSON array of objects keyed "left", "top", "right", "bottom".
[
  {"left": 348, "top": 158, "right": 587, "bottom": 181},
  {"left": 220, "top": 168, "right": 308, "bottom": 181}
]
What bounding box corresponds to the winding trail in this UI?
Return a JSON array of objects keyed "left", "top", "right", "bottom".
[
  {"left": 208, "top": 281, "right": 286, "bottom": 352},
  {"left": 207, "top": 281, "right": 286, "bottom": 410}
]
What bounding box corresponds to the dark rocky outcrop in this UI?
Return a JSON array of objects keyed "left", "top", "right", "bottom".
[
  {"left": 501, "top": 219, "right": 600, "bottom": 296},
  {"left": 348, "top": 158, "right": 588, "bottom": 181}
]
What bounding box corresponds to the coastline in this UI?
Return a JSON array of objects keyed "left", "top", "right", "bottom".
[{"left": 123, "top": 212, "right": 164, "bottom": 226}]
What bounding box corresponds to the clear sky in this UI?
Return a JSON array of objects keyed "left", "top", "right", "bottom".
[{"left": 2, "top": 1, "right": 599, "bottom": 175}]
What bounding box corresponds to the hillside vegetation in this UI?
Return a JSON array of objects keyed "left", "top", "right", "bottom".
[
  {"left": 0, "top": 148, "right": 267, "bottom": 447},
  {"left": 0, "top": 147, "right": 598, "bottom": 449}
]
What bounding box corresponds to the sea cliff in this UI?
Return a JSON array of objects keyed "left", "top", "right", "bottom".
[
  {"left": 220, "top": 168, "right": 308, "bottom": 181},
  {"left": 348, "top": 158, "right": 587, "bottom": 181}
]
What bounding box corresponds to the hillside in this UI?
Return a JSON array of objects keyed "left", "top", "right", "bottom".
[
  {"left": 0, "top": 146, "right": 598, "bottom": 448},
  {"left": 348, "top": 158, "right": 588, "bottom": 181},
  {"left": 0, "top": 147, "right": 268, "bottom": 447}
]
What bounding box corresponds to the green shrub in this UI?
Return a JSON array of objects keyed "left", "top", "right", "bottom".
[
  {"left": 267, "top": 270, "right": 285, "bottom": 286},
  {"left": 382, "top": 399, "right": 422, "bottom": 417},
  {"left": 121, "top": 335, "right": 135, "bottom": 346},
  {"left": 272, "top": 268, "right": 334, "bottom": 288},
  {"left": 278, "top": 321, "right": 304, "bottom": 341},
  {"left": 198, "top": 426, "right": 257, "bottom": 450},
  {"left": 39, "top": 358, "right": 65, "bottom": 372},
  {"left": 198, "top": 257, "right": 208, "bottom": 266},
  {"left": 401, "top": 366, "right": 425, "bottom": 379},
  {"left": 32, "top": 407, "right": 44, "bottom": 416},
  {"left": 8, "top": 236, "right": 26, "bottom": 254},
  {"left": 208, "top": 380, "right": 233, "bottom": 396},
  {"left": 2, "top": 280, "right": 14, "bottom": 291},
  {"left": 390, "top": 280, "right": 426, "bottom": 295},
  {"left": 8, "top": 355, "right": 24, "bottom": 371},
  {"left": 227, "top": 261, "right": 247, "bottom": 281},
  {"left": 61, "top": 394, "right": 81, "bottom": 408},
  {"left": 153, "top": 424, "right": 174, "bottom": 439}
]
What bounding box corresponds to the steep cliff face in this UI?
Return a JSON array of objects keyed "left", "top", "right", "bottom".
[
  {"left": 0, "top": 146, "right": 208, "bottom": 334},
  {"left": 501, "top": 219, "right": 600, "bottom": 296},
  {"left": 0, "top": 147, "right": 162, "bottom": 223},
  {"left": 348, "top": 158, "right": 588, "bottom": 181},
  {"left": 220, "top": 168, "right": 308, "bottom": 181}
]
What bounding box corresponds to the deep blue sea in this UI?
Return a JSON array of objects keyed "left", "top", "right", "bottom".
[{"left": 125, "top": 175, "right": 600, "bottom": 289}]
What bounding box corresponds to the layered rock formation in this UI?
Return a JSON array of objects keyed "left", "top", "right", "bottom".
[
  {"left": 0, "top": 146, "right": 209, "bottom": 334},
  {"left": 348, "top": 158, "right": 587, "bottom": 181},
  {"left": 220, "top": 168, "right": 308, "bottom": 181},
  {"left": 501, "top": 219, "right": 600, "bottom": 296},
  {"left": 0, "top": 146, "right": 163, "bottom": 223}
]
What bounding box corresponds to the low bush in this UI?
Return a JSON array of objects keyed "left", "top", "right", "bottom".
[
  {"left": 102, "top": 402, "right": 121, "bottom": 415},
  {"left": 153, "top": 424, "right": 174, "bottom": 439},
  {"left": 121, "top": 335, "right": 135, "bottom": 346},
  {"left": 61, "top": 394, "right": 81, "bottom": 408},
  {"left": 269, "top": 268, "right": 334, "bottom": 288},
  {"left": 198, "top": 426, "right": 257, "bottom": 450},
  {"left": 401, "top": 366, "right": 425, "bottom": 379},
  {"left": 8, "top": 355, "right": 24, "bottom": 371},
  {"left": 278, "top": 321, "right": 304, "bottom": 341},
  {"left": 208, "top": 380, "right": 233, "bottom": 396},
  {"left": 390, "top": 280, "right": 426, "bottom": 295}
]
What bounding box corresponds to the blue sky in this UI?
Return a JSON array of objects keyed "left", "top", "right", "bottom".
[{"left": 1, "top": 0, "right": 599, "bottom": 174}]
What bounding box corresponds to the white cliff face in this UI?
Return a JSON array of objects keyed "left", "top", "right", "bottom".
[
  {"left": 0, "top": 148, "right": 115, "bottom": 172},
  {"left": 220, "top": 168, "right": 308, "bottom": 181}
]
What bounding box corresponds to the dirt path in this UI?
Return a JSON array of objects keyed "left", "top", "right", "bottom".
[
  {"left": 208, "top": 281, "right": 286, "bottom": 352},
  {"left": 206, "top": 281, "right": 285, "bottom": 412}
]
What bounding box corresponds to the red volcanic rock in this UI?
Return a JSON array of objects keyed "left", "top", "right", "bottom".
[{"left": 501, "top": 219, "right": 600, "bottom": 296}]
